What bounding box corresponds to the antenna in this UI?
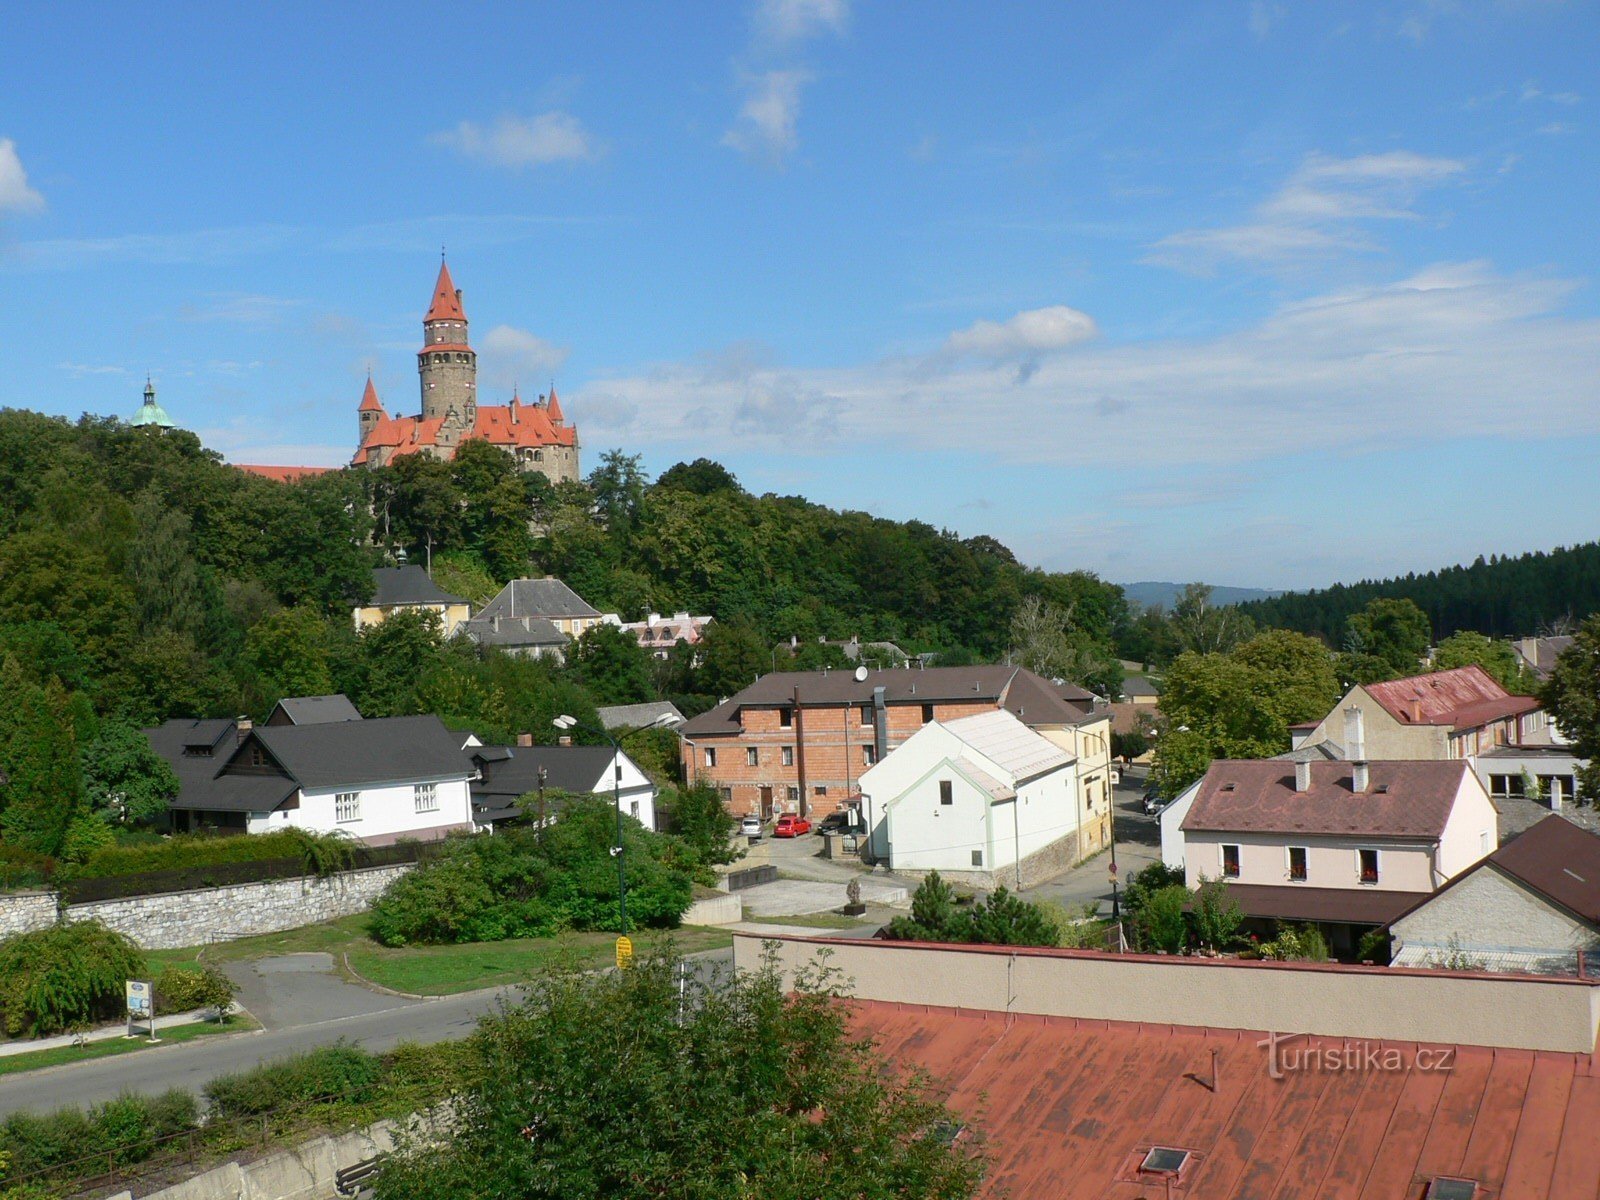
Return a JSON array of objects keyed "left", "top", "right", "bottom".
[{"left": 854, "top": 665, "right": 869, "bottom": 682}]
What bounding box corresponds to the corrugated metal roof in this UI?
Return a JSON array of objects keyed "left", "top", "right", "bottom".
[
  {"left": 943, "top": 709, "right": 1073, "bottom": 782},
  {"left": 1366, "top": 665, "right": 1538, "bottom": 730}
]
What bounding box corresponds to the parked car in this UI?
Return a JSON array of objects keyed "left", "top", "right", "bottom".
[
  {"left": 739, "top": 815, "right": 763, "bottom": 839},
  {"left": 773, "top": 814, "right": 812, "bottom": 838},
  {"left": 1141, "top": 787, "right": 1164, "bottom": 816},
  {"left": 817, "top": 810, "right": 852, "bottom": 834}
]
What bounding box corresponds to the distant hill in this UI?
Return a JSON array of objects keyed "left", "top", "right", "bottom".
[
  {"left": 1121, "top": 581, "right": 1283, "bottom": 612},
  {"left": 1236, "top": 542, "right": 1600, "bottom": 642}
]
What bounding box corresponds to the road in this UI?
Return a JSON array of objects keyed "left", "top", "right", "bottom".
[
  {"left": 0, "top": 947, "right": 735, "bottom": 1119},
  {"left": 1021, "top": 766, "right": 1163, "bottom": 912}
]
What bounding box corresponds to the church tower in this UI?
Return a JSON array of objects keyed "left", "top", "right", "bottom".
[
  {"left": 357, "top": 373, "right": 386, "bottom": 445},
  {"left": 418, "top": 258, "right": 476, "bottom": 430}
]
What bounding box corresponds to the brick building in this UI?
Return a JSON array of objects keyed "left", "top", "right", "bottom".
[{"left": 679, "top": 665, "right": 1113, "bottom": 855}]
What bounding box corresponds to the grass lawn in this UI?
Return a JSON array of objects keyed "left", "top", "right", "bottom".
[
  {"left": 348, "top": 926, "right": 735, "bottom": 995},
  {"left": 0, "top": 1014, "right": 257, "bottom": 1078},
  {"left": 744, "top": 912, "right": 868, "bottom": 930}
]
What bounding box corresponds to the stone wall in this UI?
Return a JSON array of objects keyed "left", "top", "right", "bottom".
[
  {"left": 0, "top": 864, "right": 414, "bottom": 950},
  {"left": 1393, "top": 864, "right": 1600, "bottom": 956},
  {"left": 896, "top": 833, "right": 1083, "bottom": 892},
  {"left": 0, "top": 891, "right": 57, "bottom": 939}
]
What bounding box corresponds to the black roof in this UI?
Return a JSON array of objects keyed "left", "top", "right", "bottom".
[
  {"left": 471, "top": 744, "right": 617, "bottom": 802},
  {"left": 147, "top": 718, "right": 301, "bottom": 813},
  {"left": 368, "top": 566, "right": 467, "bottom": 607},
  {"left": 268, "top": 694, "right": 362, "bottom": 726},
  {"left": 240, "top": 716, "right": 472, "bottom": 790}
]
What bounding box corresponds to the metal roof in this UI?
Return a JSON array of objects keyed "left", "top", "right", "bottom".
[
  {"left": 1365, "top": 666, "right": 1539, "bottom": 731},
  {"left": 942, "top": 709, "right": 1074, "bottom": 782},
  {"left": 478, "top": 577, "right": 601, "bottom": 621},
  {"left": 596, "top": 701, "right": 686, "bottom": 731},
  {"left": 367, "top": 566, "right": 467, "bottom": 607},
  {"left": 1183, "top": 759, "right": 1473, "bottom": 840},
  {"left": 268, "top": 694, "right": 362, "bottom": 725}
]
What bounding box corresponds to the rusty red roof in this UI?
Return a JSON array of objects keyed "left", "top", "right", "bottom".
[
  {"left": 353, "top": 401, "right": 575, "bottom": 466},
  {"left": 234, "top": 464, "right": 336, "bottom": 484},
  {"left": 853, "top": 999, "right": 1600, "bottom": 1199},
  {"left": 1183, "top": 759, "right": 1473, "bottom": 839},
  {"left": 358, "top": 376, "right": 384, "bottom": 413},
  {"left": 1366, "top": 666, "right": 1539, "bottom": 731},
  {"left": 424, "top": 259, "right": 465, "bottom": 322},
  {"left": 547, "top": 385, "right": 564, "bottom": 424}
]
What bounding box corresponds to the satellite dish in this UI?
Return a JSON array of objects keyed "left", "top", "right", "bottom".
[{"left": 854, "top": 665, "right": 869, "bottom": 682}]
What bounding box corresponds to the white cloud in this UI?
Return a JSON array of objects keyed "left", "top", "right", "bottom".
[
  {"left": 722, "top": 70, "right": 812, "bottom": 163},
  {"left": 1247, "top": 2, "right": 1283, "bottom": 40},
  {"left": 432, "top": 112, "right": 600, "bottom": 168},
  {"left": 755, "top": 0, "right": 849, "bottom": 43},
  {"left": 1536, "top": 122, "right": 1576, "bottom": 135},
  {"left": 0, "top": 139, "right": 46, "bottom": 214},
  {"left": 1521, "top": 81, "right": 1581, "bottom": 105},
  {"left": 58, "top": 361, "right": 126, "bottom": 377},
  {"left": 1148, "top": 150, "right": 1464, "bottom": 272},
  {"left": 178, "top": 293, "right": 302, "bottom": 324},
  {"left": 479, "top": 325, "right": 570, "bottom": 392},
  {"left": 945, "top": 306, "right": 1098, "bottom": 359},
  {"left": 568, "top": 262, "right": 1600, "bottom": 473}
]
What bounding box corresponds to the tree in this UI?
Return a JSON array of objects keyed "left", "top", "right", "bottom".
[
  {"left": 695, "top": 618, "right": 769, "bottom": 699},
  {"left": 658, "top": 782, "right": 737, "bottom": 868},
  {"left": 964, "top": 886, "right": 1060, "bottom": 946},
  {"left": 655, "top": 458, "right": 742, "bottom": 496},
  {"left": 568, "top": 624, "right": 656, "bottom": 706},
  {"left": 883, "top": 870, "right": 965, "bottom": 942},
  {"left": 1433, "top": 631, "right": 1533, "bottom": 693},
  {"left": 127, "top": 493, "right": 210, "bottom": 642},
  {"left": 0, "top": 666, "right": 85, "bottom": 856},
  {"left": 587, "top": 449, "right": 649, "bottom": 544},
  {"left": 1343, "top": 597, "right": 1430, "bottom": 680},
  {"left": 1151, "top": 652, "right": 1283, "bottom": 798},
  {"left": 1230, "top": 629, "right": 1340, "bottom": 728},
  {"left": 372, "top": 950, "right": 985, "bottom": 1200},
  {"left": 1542, "top": 616, "right": 1600, "bottom": 803},
  {"left": 239, "top": 605, "right": 336, "bottom": 705},
  {"left": 1170, "top": 584, "right": 1255, "bottom": 656},
  {"left": 1189, "top": 878, "right": 1244, "bottom": 952},
  {"left": 81, "top": 719, "right": 179, "bottom": 826},
  {"left": 1007, "top": 594, "right": 1122, "bottom": 696},
  {"left": 351, "top": 608, "right": 444, "bottom": 716}
]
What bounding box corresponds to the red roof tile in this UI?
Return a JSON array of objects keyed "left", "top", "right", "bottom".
[
  {"left": 1366, "top": 666, "right": 1538, "bottom": 730},
  {"left": 234, "top": 464, "right": 335, "bottom": 484},
  {"left": 424, "top": 259, "right": 465, "bottom": 322},
  {"left": 546, "top": 385, "right": 564, "bottom": 424},
  {"left": 1182, "top": 759, "right": 1473, "bottom": 839},
  {"left": 849, "top": 999, "right": 1600, "bottom": 1199},
  {"left": 358, "top": 376, "right": 384, "bottom": 413}
]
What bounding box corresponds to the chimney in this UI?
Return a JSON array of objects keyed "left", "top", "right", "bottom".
[
  {"left": 1342, "top": 707, "right": 1366, "bottom": 761},
  {"left": 1352, "top": 761, "right": 1370, "bottom": 793},
  {"left": 516, "top": 732, "right": 533, "bottom": 748},
  {"left": 558, "top": 735, "right": 572, "bottom": 747},
  {"left": 236, "top": 716, "right": 253, "bottom": 743},
  {"left": 1294, "top": 759, "right": 1312, "bottom": 792}
]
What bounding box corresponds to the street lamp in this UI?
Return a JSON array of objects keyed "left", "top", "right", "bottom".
[{"left": 553, "top": 712, "right": 678, "bottom": 940}]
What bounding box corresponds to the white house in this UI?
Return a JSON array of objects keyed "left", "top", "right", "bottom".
[
  {"left": 149, "top": 714, "right": 475, "bottom": 845},
  {"left": 468, "top": 742, "right": 660, "bottom": 831},
  {"left": 1158, "top": 779, "right": 1202, "bottom": 871},
  {"left": 857, "top": 710, "right": 1083, "bottom": 888}
]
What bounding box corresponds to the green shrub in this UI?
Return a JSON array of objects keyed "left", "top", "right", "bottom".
[
  {"left": 883, "top": 873, "right": 1060, "bottom": 948},
  {"left": 0, "top": 846, "right": 55, "bottom": 891},
  {"left": 1136, "top": 886, "right": 1190, "bottom": 954},
  {"left": 368, "top": 799, "right": 693, "bottom": 947},
  {"left": 204, "top": 1043, "right": 382, "bottom": 1118},
  {"left": 0, "top": 1090, "right": 197, "bottom": 1178},
  {"left": 0, "top": 921, "right": 146, "bottom": 1037},
  {"left": 64, "top": 828, "right": 355, "bottom": 881},
  {"left": 1257, "top": 923, "right": 1330, "bottom": 962},
  {"left": 153, "top": 964, "right": 235, "bottom": 1016}
]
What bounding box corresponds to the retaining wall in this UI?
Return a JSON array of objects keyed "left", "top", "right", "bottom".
[{"left": 0, "top": 891, "right": 56, "bottom": 938}]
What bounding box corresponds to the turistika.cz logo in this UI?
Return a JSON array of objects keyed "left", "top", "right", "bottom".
[{"left": 1257, "top": 1031, "right": 1456, "bottom": 1080}]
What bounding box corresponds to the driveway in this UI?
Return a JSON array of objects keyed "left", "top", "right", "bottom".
[{"left": 221, "top": 953, "right": 422, "bottom": 1029}]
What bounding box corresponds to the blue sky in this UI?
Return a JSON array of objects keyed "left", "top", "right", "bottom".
[{"left": 2, "top": 1, "right": 1596, "bottom": 590}]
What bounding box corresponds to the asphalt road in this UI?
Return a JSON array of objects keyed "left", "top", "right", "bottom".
[
  {"left": 0, "top": 947, "right": 736, "bottom": 1119},
  {"left": 1021, "top": 767, "right": 1163, "bottom": 911}
]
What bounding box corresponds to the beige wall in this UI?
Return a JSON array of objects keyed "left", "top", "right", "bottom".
[
  {"left": 738, "top": 934, "right": 1600, "bottom": 1053},
  {"left": 1184, "top": 832, "right": 1438, "bottom": 892},
  {"left": 1041, "top": 714, "right": 1113, "bottom": 859},
  {"left": 1302, "top": 686, "right": 1449, "bottom": 759},
  {"left": 353, "top": 600, "right": 470, "bottom": 637}
]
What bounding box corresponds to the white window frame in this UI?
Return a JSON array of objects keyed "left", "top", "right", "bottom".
[
  {"left": 1358, "top": 848, "right": 1380, "bottom": 885},
  {"left": 1220, "top": 843, "right": 1241, "bottom": 879},
  {"left": 1287, "top": 845, "right": 1308, "bottom": 882},
  {"left": 746, "top": 747, "right": 759, "bottom": 767},
  {"left": 781, "top": 746, "right": 794, "bottom": 767},
  {"left": 414, "top": 782, "right": 439, "bottom": 814},
  {"left": 704, "top": 747, "right": 717, "bottom": 768},
  {"left": 335, "top": 791, "right": 361, "bottom": 823}
]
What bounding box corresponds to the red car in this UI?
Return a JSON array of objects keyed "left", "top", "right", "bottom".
[{"left": 773, "top": 814, "right": 812, "bottom": 838}]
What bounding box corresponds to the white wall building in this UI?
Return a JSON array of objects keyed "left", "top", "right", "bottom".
[{"left": 857, "top": 710, "right": 1083, "bottom": 889}]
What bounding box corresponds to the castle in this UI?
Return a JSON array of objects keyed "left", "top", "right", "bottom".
[{"left": 350, "top": 261, "right": 580, "bottom": 483}]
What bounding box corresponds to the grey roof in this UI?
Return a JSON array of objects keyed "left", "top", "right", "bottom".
[
  {"left": 146, "top": 719, "right": 297, "bottom": 813},
  {"left": 461, "top": 614, "right": 569, "bottom": 648},
  {"left": 368, "top": 566, "right": 467, "bottom": 607},
  {"left": 478, "top": 577, "right": 601, "bottom": 621},
  {"left": 1120, "top": 676, "right": 1161, "bottom": 698},
  {"left": 268, "top": 694, "right": 363, "bottom": 726},
  {"left": 680, "top": 665, "right": 1090, "bottom": 737},
  {"left": 596, "top": 701, "right": 686, "bottom": 732},
  {"left": 470, "top": 745, "right": 618, "bottom": 802},
  {"left": 240, "top": 716, "right": 472, "bottom": 791}
]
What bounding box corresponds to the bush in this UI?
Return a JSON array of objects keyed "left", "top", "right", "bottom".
[
  {"left": 205, "top": 1043, "right": 382, "bottom": 1118},
  {"left": 883, "top": 873, "right": 1060, "bottom": 948},
  {"left": 0, "top": 921, "right": 146, "bottom": 1037},
  {"left": 65, "top": 828, "right": 356, "bottom": 881},
  {"left": 0, "top": 845, "right": 55, "bottom": 891},
  {"left": 153, "top": 963, "right": 235, "bottom": 1016},
  {"left": 368, "top": 799, "right": 693, "bottom": 946},
  {"left": 0, "top": 1089, "right": 198, "bottom": 1178},
  {"left": 1136, "top": 886, "right": 1190, "bottom": 954},
  {"left": 1256, "top": 923, "right": 1330, "bottom": 962}
]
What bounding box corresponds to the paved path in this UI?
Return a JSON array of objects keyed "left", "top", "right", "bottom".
[
  {"left": 221, "top": 953, "right": 421, "bottom": 1029},
  {"left": 0, "top": 947, "right": 735, "bottom": 1119},
  {"left": 1021, "top": 771, "right": 1162, "bottom": 912},
  {"left": 736, "top": 876, "right": 907, "bottom": 917}
]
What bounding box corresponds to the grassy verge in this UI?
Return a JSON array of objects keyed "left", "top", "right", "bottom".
[
  {"left": 0, "top": 1014, "right": 257, "bottom": 1077},
  {"left": 743, "top": 912, "right": 868, "bottom": 930},
  {"left": 348, "top": 927, "right": 735, "bottom": 995}
]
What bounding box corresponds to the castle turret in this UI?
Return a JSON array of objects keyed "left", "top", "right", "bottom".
[
  {"left": 357, "top": 374, "right": 386, "bottom": 445},
  {"left": 546, "top": 384, "right": 564, "bottom": 426},
  {"left": 132, "top": 378, "right": 175, "bottom": 429},
  {"left": 418, "top": 258, "right": 476, "bottom": 427}
]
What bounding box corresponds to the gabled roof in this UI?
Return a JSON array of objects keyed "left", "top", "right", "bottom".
[
  {"left": 235, "top": 464, "right": 335, "bottom": 484},
  {"left": 1182, "top": 759, "right": 1475, "bottom": 839},
  {"left": 680, "top": 666, "right": 1090, "bottom": 737},
  {"left": 1479, "top": 815, "right": 1600, "bottom": 926},
  {"left": 461, "top": 614, "right": 569, "bottom": 649},
  {"left": 1121, "top": 676, "right": 1161, "bottom": 698},
  {"left": 424, "top": 259, "right": 465, "bottom": 322},
  {"left": 145, "top": 718, "right": 296, "bottom": 814},
  {"left": 1365, "top": 665, "right": 1539, "bottom": 731},
  {"left": 367, "top": 565, "right": 467, "bottom": 607},
  {"left": 268, "top": 694, "right": 363, "bottom": 726},
  {"left": 234, "top": 715, "right": 472, "bottom": 791},
  {"left": 479, "top": 577, "right": 600, "bottom": 621},
  {"left": 470, "top": 744, "right": 619, "bottom": 801},
  {"left": 942, "top": 709, "right": 1074, "bottom": 782},
  {"left": 852, "top": 999, "right": 1600, "bottom": 1198}
]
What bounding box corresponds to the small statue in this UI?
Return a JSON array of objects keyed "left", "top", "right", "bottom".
[{"left": 843, "top": 876, "right": 865, "bottom": 915}]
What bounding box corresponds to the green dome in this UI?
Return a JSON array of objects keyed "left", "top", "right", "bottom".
[{"left": 132, "top": 382, "right": 175, "bottom": 429}]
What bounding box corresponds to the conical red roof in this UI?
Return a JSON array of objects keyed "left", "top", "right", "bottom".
[
  {"left": 358, "top": 375, "right": 385, "bottom": 412},
  {"left": 546, "top": 386, "right": 564, "bottom": 424},
  {"left": 425, "top": 260, "right": 466, "bottom": 322}
]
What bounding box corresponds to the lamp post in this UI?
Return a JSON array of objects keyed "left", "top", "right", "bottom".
[{"left": 553, "top": 712, "right": 677, "bottom": 941}]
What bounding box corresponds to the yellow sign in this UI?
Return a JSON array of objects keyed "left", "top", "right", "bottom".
[{"left": 615, "top": 935, "right": 634, "bottom": 970}]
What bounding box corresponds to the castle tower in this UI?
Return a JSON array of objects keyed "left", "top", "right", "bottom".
[
  {"left": 132, "top": 378, "right": 175, "bottom": 429},
  {"left": 418, "top": 258, "right": 476, "bottom": 427},
  {"left": 357, "top": 373, "right": 386, "bottom": 445}
]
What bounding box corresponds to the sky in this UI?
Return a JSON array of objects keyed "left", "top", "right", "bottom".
[{"left": 2, "top": 0, "right": 1596, "bottom": 590}]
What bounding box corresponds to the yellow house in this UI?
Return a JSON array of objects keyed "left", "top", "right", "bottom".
[
  {"left": 353, "top": 566, "right": 470, "bottom": 637},
  {"left": 1038, "top": 708, "right": 1115, "bottom": 861}
]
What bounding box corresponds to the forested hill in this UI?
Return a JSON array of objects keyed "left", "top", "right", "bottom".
[
  {"left": 1234, "top": 542, "right": 1600, "bottom": 642},
  {"left": 1121, "top": 581, "right": 1281, "bottom": 611}
]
